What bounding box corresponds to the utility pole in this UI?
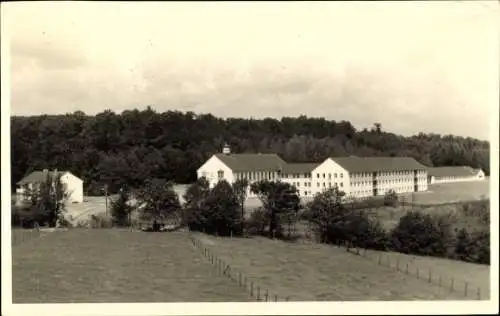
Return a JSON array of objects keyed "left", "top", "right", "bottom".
[{"left": 104, "top": 184, "right": 109, "bottom": 216}]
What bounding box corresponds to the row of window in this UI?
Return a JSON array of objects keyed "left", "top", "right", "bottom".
[
  {"left": 316, "top": 173, "right": 344, "bottom": 179},
  {"left": 282, "top": 173, "right": 312, "bottom": 179}
]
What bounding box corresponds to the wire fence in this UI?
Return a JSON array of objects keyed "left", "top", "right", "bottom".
[
  {"left": 335, "top": 240, "right": 485, "bottom": 300},
  {"left": 187, "top": 231, "right": 289, "bottom": 302},
  {"left": 11, "top": 228, "right": 42, "bottom": 246}
]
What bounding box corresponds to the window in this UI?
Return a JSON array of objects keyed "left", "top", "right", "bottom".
[
  {"left": 340, "top": 182, "right": 343, "bottom": 187},
  {"left": 217, "top": 170, "right": 224, "bottom": 178},
  {"left": 340, "top": 173, "right": 343, "bottom": 178},
  {"left": 328, "top": 173, "right": 331, "bottom": 179},
  {"left": 334, "top": 173, "right": 338, "bottom": 178},
  {"left": 317, "top": 182, "right": 320, "bottom": 187},
  {"left": 322, "top": 182, "right": 326, "bottom": 187},
  {"left": 317, "top": 173, "right": 320, "bottom": 178},
  {"left": 328, "top": 182, "right": 331, "bottom": 187}
]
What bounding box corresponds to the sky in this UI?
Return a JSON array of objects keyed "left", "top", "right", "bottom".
[{"left": 3, "top": 1, "right": 499, "bottom": 140}]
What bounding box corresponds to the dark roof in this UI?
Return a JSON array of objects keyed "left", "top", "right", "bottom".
[
  {"left": 281, "top": 163, "right": 319, "bottom": 174},
  {"left": 428, "top": 166, "right": 478, "bottom": 178},
  {"left": 214, "top": 153, "right": 286, "bottom": 172},
  {"left": 17, "top": 170, "right": 68, "bottom": 185},
  {"left": 331, "top": 156, "right": 428, "bottom": 173}
]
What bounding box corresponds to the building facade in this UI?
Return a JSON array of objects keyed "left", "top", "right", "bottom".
[
  {"left": 16, "top": 169, "right": 84, "bottom": 204},
  {"left": 428, "top": 166, "right": 486, "bottom": 184},
  {"left": 197, "top": 145, "right": 285, "bottom": 197},
  {"left": 197, "top": 145, "right": 429, "bottom": 201}
]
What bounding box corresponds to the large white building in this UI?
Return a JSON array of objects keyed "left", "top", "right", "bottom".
[
  {"left": 427, "top": 166, "right": 485, "bottom": 184},
  {"left": 197, "top": 145, "right": 429, "bottom": 200},
  {"left": 16, "top": 169, "right": 84, "bottom": 204}
]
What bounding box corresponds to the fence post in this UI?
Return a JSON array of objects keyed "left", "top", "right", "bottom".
[
  {"left": 257, "top": 286, "right": 261, "bottom": 301},
  {"left": 250, "top": 282, "right": 254, "bottom": 297},
  {"left": 265, "top": 289, "right": 269, "bottom": 302},
  {"left": 450, "top": 278, "right": 455, "bottom": 292},
  {"left": 438, "top": 275, "right": 442, "bottom": 287},
  {"left": 378, "top": 253, "right": 382, "bottom": 265},
  {"left": 428, "top": 269, "right": 432, "bottom": 283},
  {"left": 274, "top": 295, "right": 278, "bottom": 302},
  {"left": 464, "top": 282, "right": 468, "bottom": 297},
  {"left": 396, "top": 258, "right": 400, "bottom": 271},
  {"left": 477, "top": 287, "right": 481, "bottom": 300},
  {"left": 406, "top": 263, "right": 409, "bottom": 274},
  {"left": 285, "top": 296, "right": 290, "bottom": 302},
  {"left": 239, "top": 272, "right": 242, "bottom": 286},
  {"left": 416, "top": 267, "right": 420, "bottom": 279}
]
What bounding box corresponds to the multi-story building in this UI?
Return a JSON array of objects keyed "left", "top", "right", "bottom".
[
  {"left": 427, "top": 166, "right": 486, "bottom": 184},
  {"left": 197, "top": 145, "right": 429, "bottom": 200}
]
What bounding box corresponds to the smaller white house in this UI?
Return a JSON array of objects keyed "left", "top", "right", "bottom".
[
  {"left": 16, "top": 169, "right": 84, "bottom": 204},
  {"left": 427, "top": 166, "right": 486, "bottom": 184}
]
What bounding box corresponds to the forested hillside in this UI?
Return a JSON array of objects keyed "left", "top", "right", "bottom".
[{"left": 11, "top": 108, "right": 490, "bottom": 195}]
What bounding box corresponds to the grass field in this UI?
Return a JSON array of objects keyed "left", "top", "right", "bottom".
[
  {"left": 192, "top": 232, "right": 486, "bottom": 301},
  {"left": 12, "top": 229, "right": 251, "bottom": 303}
]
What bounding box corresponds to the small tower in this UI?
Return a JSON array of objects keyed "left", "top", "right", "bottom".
[{"left": 222, "top": 143, "right": 231, "bottom": 155}]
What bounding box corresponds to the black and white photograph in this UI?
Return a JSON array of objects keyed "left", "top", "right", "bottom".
[{"left": 1, "top": 1, "right": 498, "bottom": 315}]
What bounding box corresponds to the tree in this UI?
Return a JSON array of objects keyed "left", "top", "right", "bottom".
[
  {"left": 10, "top": 109, "right": 491, "bottom": 192},
  {"left": 307, "top": 187, "right": 389, "bottom": 249},
  {"left": 110, "top": 188, "right": 133, "bottom": 227},
  {"left": 200, "top": 180, "right": 243, "bottom": 236},
  {"left": 136, "top": 179, "right": 181, "bottom": 229},
  {"left": 250, "top": 180, "right": 301, "bottom": 238},
  {"left": 182, "top": 177, "right": 211, "bottom": 230},
  {"left": 391, "top": 211, "right": 448, "bottom": 257},
  {"left": 22, "top": 171, "right": 69, "bottom": 227},
  {"left": 232, "top": 178, "right": 249, "bottom": 232}
]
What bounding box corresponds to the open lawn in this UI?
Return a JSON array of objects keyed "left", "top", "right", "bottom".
[
  {"left": 242, "top": 180, "right": 490, "bottom": 215},
  {"left": 12, "top": 229, "right": 251, "bottom": 303},
  {"left": 362, "top": 202, "right": 488, "bottom": 232},
  {"left": 192, "top": 232, "right": 485, "bottom": 301},
  {"left": 402, "top": 180, "right": 490, "bottom": 205}
]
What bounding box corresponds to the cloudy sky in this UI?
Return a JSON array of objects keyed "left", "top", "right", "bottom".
[{"left": 3, "top": 1, "right": 499, "bottom": 140}]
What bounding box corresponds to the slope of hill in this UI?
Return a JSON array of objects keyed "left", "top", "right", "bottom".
[
  {"left": 192, "top": 232, "right": 488, "bottom": 301},
  {"left": 12, "top": 229, "right": 251, "bottom": 303}
]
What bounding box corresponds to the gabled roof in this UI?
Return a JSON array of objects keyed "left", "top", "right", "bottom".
[
  {"left": 214, "top": 153, "right": 286, "bottom": 172},
  {"left": 428, "top": 166, "right": 479, "bottom": 178},
  {"left": 281, "top": 163, "right": 320, "bottom": 174},
  {"left": 17, "top": 170, "right": 69, "bottom": 186},
  {"left": 331, "top": 156, "right": 428, "bottom": 173}
]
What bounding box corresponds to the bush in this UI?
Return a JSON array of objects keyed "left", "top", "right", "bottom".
[
  {"left": 90, "top": 213, "right": 113, "bottom": 228},
  {"left": 11, "top": 205, "right": 48, "bottom": 228},
  {"left": 245, "top": 207, "right": 269, "bottom": 236},
  {"left": 384, "top": 190, "right": 399, "bottom": 207},
  {"left": 391, "top": 210, "right": 451, "bottom": 257}
]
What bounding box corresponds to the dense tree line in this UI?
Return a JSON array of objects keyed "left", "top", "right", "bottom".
[{"left": 11, "top": 108, "right": 490, "bottom": 194}]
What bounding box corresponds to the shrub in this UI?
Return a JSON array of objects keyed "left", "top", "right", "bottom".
[
  {"left": 390, "top": 210, "right": 450, "bottom": 257},
  {"left": 245, "top": 207, "right": 269, "bottom": 236},
  {"left": 90, "top": 213, "right": 113, "bottom": 228},
  {"left": 383, "top": 189, "right": 399, "bottom": 207},
  {"left": 12, "top": 205, "right": 48, "bottom": 228}
]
